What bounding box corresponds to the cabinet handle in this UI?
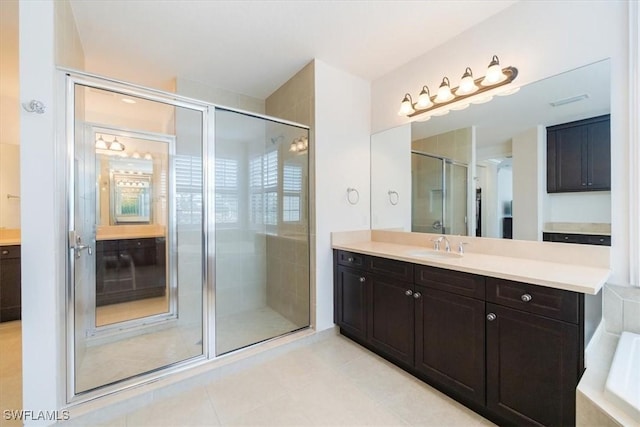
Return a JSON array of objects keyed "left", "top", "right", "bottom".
[
  {"left": 405, "top": 289, "right": 413, "bottom": 296},
  {"left": 521, "top": 293, "right": 533, "bottom": 302},
  {"left": 348, "top": 257, "right": 354, "bottom": 262},
  {"left": 359, "top": 277, "right": 365, "bottom": 283},
  {"left": 487, "top": 313, "right": 497, "bottom": 321},
  {"left": 1, "top": 250, "right": 8, "bottom": 255},
  {"left": 588, "top": 182, "right": 593, "bottom": 186},
  {"left": 413, "top": 292, "right": 421, "bottom": 299}
]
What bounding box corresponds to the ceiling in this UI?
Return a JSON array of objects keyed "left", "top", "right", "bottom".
[{"left": 68, "top": 0, "right": 516, "bottom": 100}]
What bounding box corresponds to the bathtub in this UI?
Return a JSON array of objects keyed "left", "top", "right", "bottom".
[{"left": 604, "top": 331, "right": 640, "bottom": 423}]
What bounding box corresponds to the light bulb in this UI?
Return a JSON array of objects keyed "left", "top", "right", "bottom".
[
  {"left": 398, "top": 93, "right": 415, "bottom": 116},
  {"left": 95, "top": 136, "right": 108, "bottom": 150},
  {"left": 132, "top": 151, "right": 141, "bottom": 159},
  {"left": 434, "top": 77, "right": 454, "bottom": 103},
  {"left": 455, "top": 67, "right": 478, "bottom": 95},
  {"left": 109, "top": 137, "right": 125, "bottom": 151},
  {"left": 415, "top": 86, "right": 433, "bottom": 109},
  {"left": 481, "top": 55, "right": 507, "bottom": 86},
  {"left": 296, "top": 139, "right": 305, "bottom": 150},
  {"left": 144, "top": 153, "right": 153, "bottom": 160},
  {"left": 289, "top": 141, "right": 297, "bottom": 152}
]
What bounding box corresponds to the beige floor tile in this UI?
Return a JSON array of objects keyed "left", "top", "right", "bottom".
[
  {"left": 205, "top": 366, "right": 289, "bottom": 424},
  {"left": 126, "top": 385, "right": 219, "bottom": 426},
  {"left": 225, "top": 394, "right": 312, "bottom": 426}
]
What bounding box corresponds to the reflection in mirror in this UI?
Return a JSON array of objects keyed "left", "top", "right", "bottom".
[
  {"left": 93, "top": 128, "right": 172, "bottom": 328},
  {"left": 371, "top": 59, "right": 611, "bottom": 242},
  {"left": 70, "top": 80, "right": 205, "bottom": 396}
]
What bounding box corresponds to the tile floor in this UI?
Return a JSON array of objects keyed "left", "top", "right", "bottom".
[
  {"left": 0, "top": 320, "right": 21, "bottom": 427},
  {"left": 64, "top": 333, "right": 495, "bottom": 426},
  {"left": 1, "top": 318, "right": 495, "bottom": 426}
]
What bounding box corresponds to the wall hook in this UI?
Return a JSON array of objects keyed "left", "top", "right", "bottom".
[
  {"left": 388, "top": 190, "right": 399, "bottom": 206},
  {"left": 347, "top": 187, "right": 360, "bottom": 205},
  {"left": 22, "top": 99, "right": 46, "bottom": 114}
]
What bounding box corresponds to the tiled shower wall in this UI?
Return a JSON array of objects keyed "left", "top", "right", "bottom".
[{"left": 603, "top": 284, "right": 640, "bottom": 334}]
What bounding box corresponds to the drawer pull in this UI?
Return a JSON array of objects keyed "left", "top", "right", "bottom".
[
  {"left": 405, "top": 289, "right": 413, "bottom": 296},
  {"left": 348, "top": 257, "right": 354, "bottom": 262},
  {"left": 487, "top": 313, "right": 497, "bottom": 321},
  {"left": 413, "top": 292, "right": 421, "bottom": 299},
  {"left": 1, "top": 250, "right": 8, "bottom": 255},
  {"left": 521, "top": 293, "right": 533, "bottom": 302},
  {"left": 359, "top": 277, "right": 365, "bottom": 283}
]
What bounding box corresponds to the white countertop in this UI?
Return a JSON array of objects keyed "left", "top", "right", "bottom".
[{"left": 333, "top": 239, "right": 609, "bottom": 295}]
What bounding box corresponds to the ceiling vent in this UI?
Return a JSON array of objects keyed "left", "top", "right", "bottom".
[{"left": 549, "top": 94, "right": 590, "bottom": 107}]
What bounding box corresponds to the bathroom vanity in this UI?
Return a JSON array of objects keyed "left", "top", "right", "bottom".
[
  {"left": 0, "top": 244, "right": 21, "bottom": 322},
  {"left": 332, "top": 230, "right": 609, "bottom": 427}
]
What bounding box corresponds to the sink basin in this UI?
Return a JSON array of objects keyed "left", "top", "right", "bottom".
[{"left": 405, "top": 249, "right": 463, "bottom": 260}]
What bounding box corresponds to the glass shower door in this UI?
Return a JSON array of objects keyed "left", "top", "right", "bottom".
[
  {"left": 69, "top": 78, "right": 206, "bottom": 397},
  {"left": 214, "top": 109, "right": 310, "bottom": 355},
  {"left": 411, "top": 152, "right": 444, "bottom": 233}
]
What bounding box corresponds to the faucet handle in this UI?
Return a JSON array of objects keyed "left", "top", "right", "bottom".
[
  {"left": 430, "top": 237, "right": 442, "bottom": 251},
  {"left": 458, "top": 242, "right": 469, "bottom": 254}
]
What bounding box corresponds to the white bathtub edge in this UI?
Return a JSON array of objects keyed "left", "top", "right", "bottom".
[{"left": 603, "top": 331, "right": 640, "bottom": 423}]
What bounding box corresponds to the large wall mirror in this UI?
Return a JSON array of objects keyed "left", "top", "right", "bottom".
[{"left": 371, "top": 59, "right": 611, "bottom": 242}]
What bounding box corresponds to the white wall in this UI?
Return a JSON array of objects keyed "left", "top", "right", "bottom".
[
  {"left": 546, "top": 192, "right": 612, "bottom": 223},
  {"left": 370, "top": 124, "right": 411, "bottom": 231},
  {"left": 314, "top": 60, "right": 370, "bottom": 331},
  {"left": 371, "top": 1, "right": 629, "bottom": 285},
  {"left": 512, "top": 126, "right": 544, "bottom": 241},
  {"left": 19, "top": 1, "right": 65, "bottom": 424}
]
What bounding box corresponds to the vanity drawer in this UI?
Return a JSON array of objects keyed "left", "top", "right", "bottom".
[
  {"left": 336, "top": 250, "right": 367, "bottom": 269},
  {"left": 486, "top": 277, "right": 579, "bottom": 324},
  {"left": 415, "top": 265, "right": 485, "bottom": 300},
  {"left": 0, "top": 246, "right": 20, "bottom": 260},
  {"left": 368, "top": 255, "right": 413, "bottom": 282}
]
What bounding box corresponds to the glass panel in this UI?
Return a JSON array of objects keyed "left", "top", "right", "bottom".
[
  {"left": 215, "top": 109, "right": 309, "bottom": 355},
  {"left": 72, "top": 83, "right": 204, "bottom": 394},
  {"left": 445, "top": 162, "right": 468, "bottom": 236},
  {"left": 411, "top": 153, "right": 444, "bottom": 233}
]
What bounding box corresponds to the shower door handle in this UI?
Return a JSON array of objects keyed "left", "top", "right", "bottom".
[{"left": 69, "top": 230, "right": 93, "bottom": 258}]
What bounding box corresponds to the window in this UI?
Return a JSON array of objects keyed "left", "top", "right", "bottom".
[
  {"left": 215, "top": 157, "right": 238, "bottom": 224},
  {"left": 175, "top": 154, "right": 203, "bottom": 225},
  {"left": 249, "top": 151, "right": 278, "bottom": 226},
  {"left": 283, "top": 164, "right": 302, "bottom": 222}
]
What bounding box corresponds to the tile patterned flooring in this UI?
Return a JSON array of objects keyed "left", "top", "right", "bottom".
[{"left": 1, "top": 319, "right": 495, "bottom": 426}]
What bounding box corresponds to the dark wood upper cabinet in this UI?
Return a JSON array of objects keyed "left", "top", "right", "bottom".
[{"left": 547, "top": 114, "right": 610, "bottom": 193}]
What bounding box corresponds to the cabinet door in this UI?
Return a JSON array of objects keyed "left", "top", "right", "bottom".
[
  {"left": 0, "top": 250, "right": 21, "bottom": 322},
  {"left": 586, "top": 118, "right": 611, "bottom": 190},
  {"left": 486, "top": 303, "right": 578, "bottom": 427},
  {"left": 554, "top": 126, "right": 587, "bottom": 192},
  {"left": 415, "top": 285, "right": 485, "bottom": 405},
  {"left": 367, "top": 275, "right": 414, "bottom": 366},
  {"left": 335, "top": 265, "right": 368, "bottom": 341}
]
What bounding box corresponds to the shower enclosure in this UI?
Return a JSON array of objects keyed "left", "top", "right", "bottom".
[
  {"left": 66, "top": 72, "right": 310, "bottom": 401},
  {"left": 411, "top": 151, "right": 468, "bottom": 235}
]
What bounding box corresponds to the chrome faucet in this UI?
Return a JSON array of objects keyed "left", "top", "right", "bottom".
[{"left": 431, "top": 236, "right": 451, "bottom": 252}]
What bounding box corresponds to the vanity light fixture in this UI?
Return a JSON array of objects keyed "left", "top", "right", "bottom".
[
  {"left": 95, "top": 135, "right": 108, "bottom": 150},
  {"left": 398, "top": 55, "right": 518, "bottom": 118},
  {"left": 289, "top": 136, "right": 309, "bottom": 153},
  {"left": 108, "top": 137, "right": 125, "bottom": 152},
  {"left": 434, "top": 77, "right": 455, "bottom": 103}
]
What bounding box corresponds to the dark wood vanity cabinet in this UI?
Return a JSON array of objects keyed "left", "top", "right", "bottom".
[
  {"left": 333, "top": 249, "right": 585, "bottom": 427},
  {"left": 0, "top": 245, "right": 21, "bottom": 322},
  {"left": 547, "top": 114, "right": 610, "bottom": 193},
  {"left": 96, "top": 237, "right": 166, "bottom": 306}
]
